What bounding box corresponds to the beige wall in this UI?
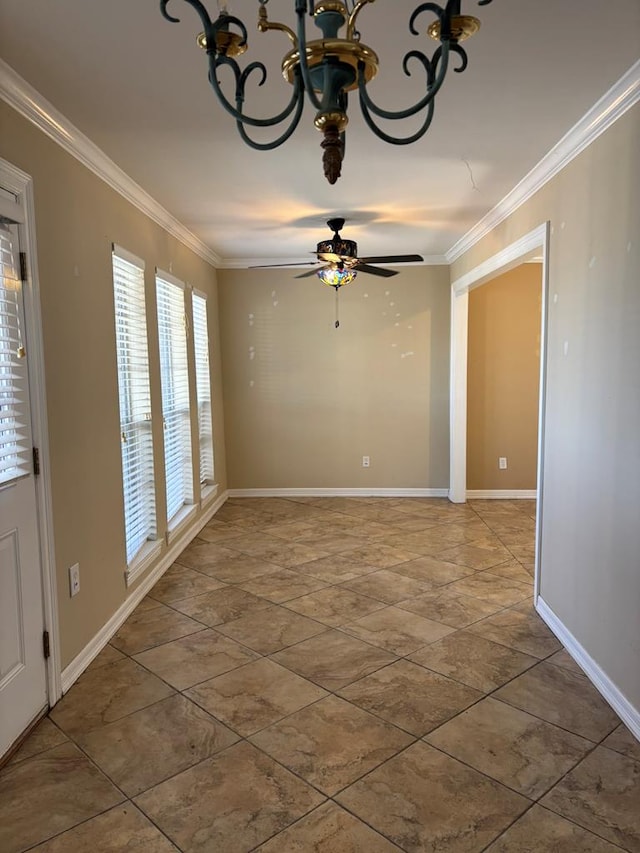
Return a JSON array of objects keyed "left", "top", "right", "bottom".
[
  {"left": 0, "top": 102, "right": 227, "bottom": 668},
  {"left": 218, "top": 265, "right": 451, "bottom": 489},
  {"left": 452, "top": 105, "right": 640, "bottom": 712},
  {"left": 467, "top": 264, "right": 541, "bottom": 490}
]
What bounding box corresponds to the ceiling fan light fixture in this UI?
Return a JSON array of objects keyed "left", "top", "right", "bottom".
[
  {"left": 159, "top": 0, "right": 494, "bottom": 183},
  {"left": 316, "top": 267, "right": 358, "bottom": 288}
]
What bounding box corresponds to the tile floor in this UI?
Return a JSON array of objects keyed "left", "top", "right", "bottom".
[{"left": 1, "top": 497, "right": 639, "bottom": 852}]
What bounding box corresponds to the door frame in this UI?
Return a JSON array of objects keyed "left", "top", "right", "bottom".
[
  {"left": 1, "top": 157, "right": 62, "bottom": 706},
  {"left": 448, "top": 222, "right": 550, "bottom": 601}
]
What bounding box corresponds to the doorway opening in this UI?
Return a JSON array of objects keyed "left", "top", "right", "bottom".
[{"left": 448, "top": 223, "right": 550, "bottom": 600}]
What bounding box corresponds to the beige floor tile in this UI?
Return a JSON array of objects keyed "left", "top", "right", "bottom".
[
  {"left": 336, "top": 740, "right": 528, "bottom": 853},
  {"left": 397, "top": 588, "right": 505, "bottom": 628},
  {"left": 331, "top": 505, "right": 415, "bottom": 526},
  {"left": 251, "top": 694, "right": 412, "bottom": 795},
  {"left": 495, "top": 661, "right": 621, "bottom": 741},
  {"left": 484, "top": 559, "right": 534, "bottom": 582},
  {"left": 133, "top": 628, "right": 259, "bottom": 689},
  {"left": 294, "top": 530, "right": 371, "bottom": 554},
  {"left": 284, "top": 586, "right": 386, "bottom": 627},
  {"left": 49, "top": 658, "right": 174, "bottom": 736},
  {"left": 390, "top": 524, "right": 485, "bottom": 553},
  {"left": 307, "top": 512, "right": 370, "bottom": 534},
  {"left": 465, "top": 534, "right": 514, "bottom": 553},
  {"left": 227, "top": 532, "right": 330, "bottom": 567},
  {"left": 260, "top": 520, "right": 319, "bottom": 540},
  {"left": 186, "top": 658, "right": 327, "bottom": 736},
  {"left": 342, "top": 606, "right": 454, "bottom": 655},
  {"left": 85, "top": 643, "right": 126, "bottom": 672},
  {"left": 256, "top": 801, "right": 402, "bottom": 851},
  {"left": 77, "top": 694, "right": 238, "bottom": 796},
  {"left": 409, "top": 631, "right": 538, "bottom": 693},
  {"left": 271, "top": 630, "right": 397, "bottom": 690},
  {"left": 338, "top": 659, "right": 482, "bottom": 736},
  {"left": 29, "top": 804, "right": 180, "bottom": 851},
  {"left": 426, "top": 697, "right": 592, "bottom": 799},
  {"left": 509, "top": 544, "right": 536, "bottom": 563},
  {"left": 542, "top": 746, "right": 640, "bottom": 852},
  {"left": 239, "top": 568, "right": 329, "bottom": 602},
  {"left": 171, "top": 586, "right": 272, "bottom": 625},
  {"left": 388, "top": 513, "right": 443, "bottom": 532},
  {"left": 466, "top": 606, "right": 562, "bottom": 658},
  {"left": 177, "top": 541, "right": 242, "bottom": 570},
  {"left": 147, "top": 564, "right": 226, "bottom": 603},
  {"left": 6, "top": 717, "right": 68, "bottom": 766},
  {"left": 445, "top": 572, "right": 532, "bottom": 606},
  {"left": 0, "top": 742, "right": 124, "bottom": 853},
  {"left": 134, "top": 596, "right": 166, "bottom": 613},
  {"left": 602, "top": 725, "right": 640, "bottom": 762},
  {"left": 357, "top": 520, "right": 408, "bottom": 540},
  {"left": 484, "top": 804, "right": 624, "bottom": 852},
  {"left": 546, "top": 648, "right": 585, "bottom": 675},
  {"left": 30, "top": 804, "right": 179, "bottom": 851},
  {"left": 392, "top": 555, "right": 475, "bottom": 585},
  {"left": 339, "top": 543, "right": 421, "bottom": 568},
  {"left": 339, "top": 569, "right": 434, "bottom": 603},
  {"left": 437, "top": 545, "right": 514, "bottom": 572},
  {"left": 217, "top": 602, "right": 326, "bottom": 653},
  {"left": 295, "top": 553, "right": 379, "bottom": 583},
  {"left": 195, "top": 521, "right": 248, "bottom": 544},
  {"left": 186, "top": 549, "right": 277, "bottom": 583},
  {"left": 111, "top": 603, "right": 204, "bottom": 654},
  {"left": 134, "top": 741, "right": 325, "bottom": 853}
]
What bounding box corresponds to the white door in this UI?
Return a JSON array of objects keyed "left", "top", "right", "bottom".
[{"left": 0, "top": 213, "right": 48, "bottom": 758}]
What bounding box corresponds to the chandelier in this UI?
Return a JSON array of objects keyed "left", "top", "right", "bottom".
[{"left": 160, "top": 0, "right": 493, "bottom": 183}]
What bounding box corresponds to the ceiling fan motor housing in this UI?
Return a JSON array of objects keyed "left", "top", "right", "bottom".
[{"left": 316, "top": 237, "right": 358, "bottom": 262}]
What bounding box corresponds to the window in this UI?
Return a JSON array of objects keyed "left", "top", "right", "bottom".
[
  {"left": 0, "top": 223, "right": 32, "bottom": 486},
  {"left": 112, "top": 245, "right": 156, "bottom": 564},
  {"left": 156, "top": 271, "right": 193, "bottom": 524},
  {"left": 192, "top": 291, "right": 214, "bottom": 486}
]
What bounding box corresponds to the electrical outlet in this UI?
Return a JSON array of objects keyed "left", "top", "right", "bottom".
[
  {"left": 69, "top": 563, "right": 80, "bottom": 597},
  {"left": 362, "top": 455, "right": 370, "bottom": 468},
  {"left": 499, "top": 457, "right": 508, "bottom": 470}
]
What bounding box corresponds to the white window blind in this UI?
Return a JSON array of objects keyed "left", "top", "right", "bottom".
[
  {"left": 192, "top": 292, "right": 214, "bottom": 484},
  {"left": 156, "top": 272, "right": 193, "bottom": 523},
  {"left": 0, "top": 224, "right": 32, "bottom": 485},
  {"left": 112, "top": 245, "right": 156, "bottom": 564}
]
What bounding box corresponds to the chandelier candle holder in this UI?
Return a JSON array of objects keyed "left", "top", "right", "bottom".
[{"left": 160, "top": 0, "right": 493, "bottom": 183}]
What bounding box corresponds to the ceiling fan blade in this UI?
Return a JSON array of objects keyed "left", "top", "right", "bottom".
[
  {"left": 295, "top": 268, "right": 321, "bottom": 279},
  {"left": 249, "top": 261, "right": 318, "bottom": 269},
  {"left": 359, "top": 254, "right": 424, "bottom": 264},
  {"left": 354, "top": 263, "right": 398, "bottom": 278}
]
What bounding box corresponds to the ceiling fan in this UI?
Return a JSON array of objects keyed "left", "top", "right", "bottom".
[{"left": 254, "top": 218, "right": 424, "bottom": 289}]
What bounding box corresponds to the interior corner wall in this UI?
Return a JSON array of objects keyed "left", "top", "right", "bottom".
[
  {"left": 217, "top": 265, "right": 451, "bottom": 490},
  {"left": 467, "top": 264, "right": 542, "bottom": 490},
  {"left": 0, "top": 100, "right": 227, "bottom": 668},
  {"left": 452, "top": 104, "right": 640, "bottom": 715}
]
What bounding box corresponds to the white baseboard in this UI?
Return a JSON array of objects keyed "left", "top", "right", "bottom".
[
  {"left": 227, "top": 488, "right": 449, "bottom": 498},
  {"left": 536, "top": 597, "right": 640, "bottom": 742},
  {"left": 466, "top": 490, "right": 537, "bottom": 499},
  {"left": 60, "top": 489, "right": 229, "bottom": 694}
]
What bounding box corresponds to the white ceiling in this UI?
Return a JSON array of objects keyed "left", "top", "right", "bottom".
[{"left": 1, "top": 1, "right": 639, "bottom": 264}]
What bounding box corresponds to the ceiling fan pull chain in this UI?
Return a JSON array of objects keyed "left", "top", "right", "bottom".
[{"left": 335, "top": 285, "right": 340, "bottom": 328}]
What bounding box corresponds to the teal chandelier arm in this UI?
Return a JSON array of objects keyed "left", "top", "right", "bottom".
[
  {"left": 357, "top": 42, "right": 450, "bottom": 125},
  {"left": 162, "top": 0, "right": 306, "bottom": 138},
  {"left": 158, "top": 0, "right": 495, "bottom": 182},
  {"left": 235, "top": 72, "right": 306, "bottom": 149},
  {"left": 293, "top": 0, "right": 324, "bottom": 113}
]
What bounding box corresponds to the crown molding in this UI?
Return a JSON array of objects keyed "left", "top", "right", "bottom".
[
  {"left": 220, "top": 255, "right": 449, "bottom": 269},
  {"left": 446, "top": 60, "right": 640, "bottom": 263},
  {"left": 0, "top": 59, "right": 221, "bottom": 268}
]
